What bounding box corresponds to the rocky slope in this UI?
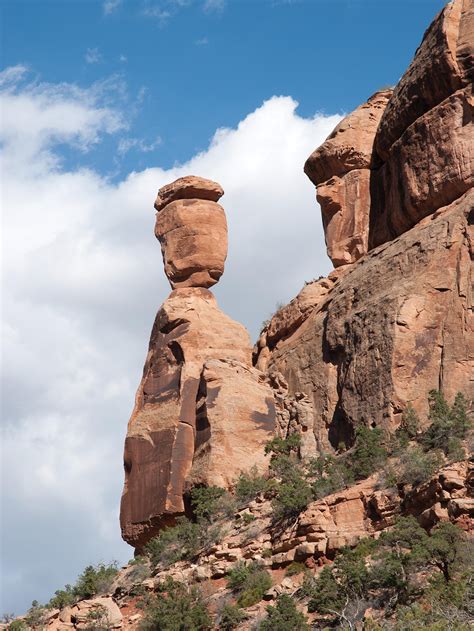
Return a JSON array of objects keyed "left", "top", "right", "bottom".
[{"left": 7, "top": 2, "right": 473, "bottom": 630}]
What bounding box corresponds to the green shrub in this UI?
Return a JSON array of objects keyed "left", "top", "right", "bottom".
[
  {"left": 241, "top": 512, "right": 256, "bottom": 525},
  {"left": 260, "top": 594, "right": 309, "bottom": 631},
  {"left": 226, "top": 561, "right": 272, "bottom": 607},
  {"left": 139, "top": 580, "right": 212, "bottom": 631},
  {"left": 8, "top": 621, "right": 28, "bottom": 631},
  {"left": 144, "top": 517, "right": 201, "bottom": 567},
  {"left": 24, "top": 601, "right": 48, "bottom": 629},
  {"left": 73, "top": 562, "right": 118, "bottom": 599},
  {"left": 264, "top": 434, "right": 301, "bottom": 457},
  {"left": 306, "top": 566, "right": 345, "bottom": 614},
  {"left": 348, "top": 426, "right": 388, "bottom": 480},
  {"left": 84, "top": 605, "right": 111, "bottom": 631},
  {"left": 263, "top": 433, "right": 313, "bottom": 519},
  {"left": 285, "top": 562, "right": 306, "bottom": 576},
  {"left": 421, "top": 390, "right": 471, "bottom": 457},
  {"left": 47, "top": 584, "right": 76, "bottom": 609},
  {"left": 309, "top": 454, "right": 354, "bottom": 499},
  {"left": 218, "top": 603, "right": 246, "bottom": 630},
  {"left": 272, "top": 471, "right": 312, "bottom": 520},
  {"left": 235, "top": 466, "right": 269, "bottom": 504},
  {"left": 393, "top": 404, "right": 420, "bottom": 451},
  {"left": 396, "top": 445, "right": 443, "bottom": 486},
  {"left": 190, "top": 485, "right": 229, "bottom": 522}
]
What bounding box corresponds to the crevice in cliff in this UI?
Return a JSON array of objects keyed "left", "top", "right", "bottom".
[{"left": 195, "top": 372, "right": 211, "bottom": 450}]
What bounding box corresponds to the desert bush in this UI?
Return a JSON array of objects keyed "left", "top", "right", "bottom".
[
  {"left": 264, "top": 433, "right": 301, "bottom": 457},
  {"left": 235, "top": 466, "right": 270, "bottom": 504},
  {"left": 285, "top": 561, "right": 306, "bottom": 577},
  {"left": 218, "top": 603, "right": 246, "bottom": 630},
  {"left": 47, "top": 584, "right": 76, "bottom": 609},
  {"left": 396, "top": 445, "right": 443, "bottom": 486},
  {"left": 309, "top": 453, "right": 354, "bottom": 499},
  {"left": 421, "top": 390, "right": 471, "bottom": 458},
  {"left": 272, "top": 472, "right": 312, "bottom": 519},
  {"left": 73, "top": 562, "right": 118, "bottom": 599},
  {"left": 139, "top": 580, "right": 211, "bottom": 631},
  {"left": 259, "top": 594, "right": 309, "bottom": 631},
  {"left": 348, "top": 426, "right": 388, "bottom": 480},
  {"left": 265, "top": 435, "right": 312, "bottom": 519},
  {"left": 190, "top": 485, "right": 234, "bottom": 522},
  {"left": 84, "top": 605, "right": 111, "bottom": 631},
  {"left": 8, "top": 621, "right": 28, "bottom": 631},
  {"left": 24, "top": 601, "right": 49, "bottom": 629},
  {"left": 144, "top": 517, "right": 201, "bottom": 567},
  {"left": 226, "top": 561, "right": 272, "bottom": 608}
]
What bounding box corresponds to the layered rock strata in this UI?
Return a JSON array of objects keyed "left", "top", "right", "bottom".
[
  {"left": 120, "top": 178, "right": 276, "bottom": 549},
  {"left": 259, "top": 0, "right": 474, "bottom": 447},
  {"left": 305, "top": 0, "right": 473, "bottom": 262},
  {"left": 304, "top": 90, "right": 392, "bottom": 267},
  {"left": 257, "top": 190, "right": 473, "bottom": 449}
]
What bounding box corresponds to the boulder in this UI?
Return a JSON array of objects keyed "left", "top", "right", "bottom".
[
  {"left": 154, "top": 175, "right": 224, "bottom": 212},
  {"left": 155, "top": 198, "right": 228, "bottom": 289}
]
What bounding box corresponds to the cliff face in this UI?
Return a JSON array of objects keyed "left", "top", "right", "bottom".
[
  {"left": 120, "top": 0, "right": 473, "bottom": 551},
  {"left": 256, "top": 0, "right": 473, "bottom": 448}
]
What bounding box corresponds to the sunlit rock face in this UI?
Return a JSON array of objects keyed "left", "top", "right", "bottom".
[
  {"left": 120, "top": 178, "right": 275, "bottom": 550},
  {"left": 257, "top": 0, "right": 473, "bottom": 451}
]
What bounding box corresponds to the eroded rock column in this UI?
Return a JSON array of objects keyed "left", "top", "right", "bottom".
[{"left": 120, "top": 177, "right": 276, "bottom": 549}]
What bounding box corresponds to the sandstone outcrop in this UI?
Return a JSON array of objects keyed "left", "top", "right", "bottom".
[
  {"left": 155, "top": 176, "right": 227, "bottom": 289},
  {"left": 369, "top": 0, "right": 473, "bottom": 247},
  {"left": 267, "top": 0, "right": 473, "bottom": 447},
  {"left": 305, "top": 0, "right": 473, "bottom": 258},
  {"left": 304, "top": 90, "right": 392, "bottom": 266},
  {"left": 121, "top": 179, "right": 275, "bottom": 549},
  {"left": 257, "top": 191, "right": 473, "bottom": 448},
  {"left": 154, "top": 175, "right": 224, "bottom": 212}
]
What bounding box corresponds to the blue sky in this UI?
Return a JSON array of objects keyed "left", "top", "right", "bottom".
[
  {"left": 1, "top": 0, "right": 446, "bottom": 616},
  {"left": 3, "top": 0, "right": 444, "bottom": 175}
]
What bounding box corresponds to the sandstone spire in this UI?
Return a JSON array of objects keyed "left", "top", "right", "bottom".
[{"left": 120, "top": 177, "right": 276, "bottom": 550}]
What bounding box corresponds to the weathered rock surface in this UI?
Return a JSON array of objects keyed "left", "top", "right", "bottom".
[
  {"left": 304, "top": 90, "right": 392, "bottom": 267},
  {"left": 154, "top": 175, "right": 224, "bottom": 212},
  {"left": 375, "top": 0, "right": 473, "bottom": 161},
  {"left": 121, "top": 288, "right": 275, "bottom": 548},
  {"left": 155, "top": 197, "right": 228, "bottom": 289},
  {"left": 257, "top": 191, "right": 473, "bottom": 447},
  {"left": 290, "top": 0, "right": 474, "bottom": 445},
  {"left": 304, "top": 0, "right": 473, "bottom": 255},
  {"left": 121, "top": 181, "right": 276, "bottom": 550},
  {"left": 189, "top": 359, "right": 275, "bottom": 488}
]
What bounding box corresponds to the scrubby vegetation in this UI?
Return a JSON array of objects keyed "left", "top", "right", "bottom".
[
  {"left": 218, "top": 602, "right": 246, "bottom": 630},
  {"left": 139, "top": 578, "right": 212, "bottom": 631},
  {"left": 301, "top": 517, "right": 471, "bottom": 628},
  {"left": 5, "top": 391, "right": 471, "bottom": 630},
  {"left": 260, "top": 594, "right": 309, "bottom": 630},
  {"left": 227, "top": 561, "right": 272, "bottom": 607}
]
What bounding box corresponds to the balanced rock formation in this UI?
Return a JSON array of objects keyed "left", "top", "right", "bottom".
[
  {"left": 257, "top": 0, "right": 474, "bottom": 449},
  {"left": 155, "top": 176, "right": 227, "bottom": 288},
  {"left": 121, "top": 178, "right": 276, "bottom": 549}
]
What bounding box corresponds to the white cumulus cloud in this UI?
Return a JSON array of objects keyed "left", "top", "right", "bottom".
[{"left": 0, "top": 66, "right": 340, "bottom": 614}]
